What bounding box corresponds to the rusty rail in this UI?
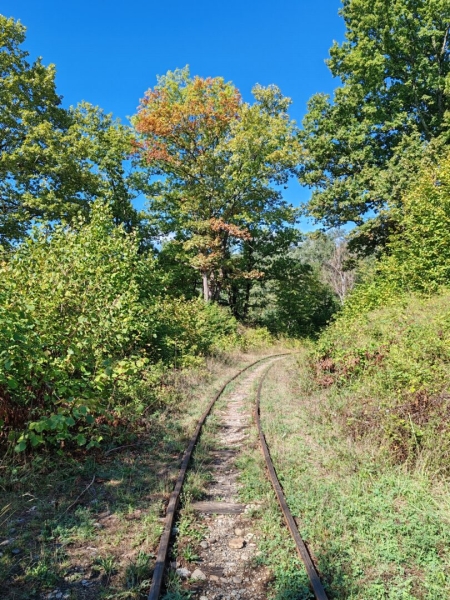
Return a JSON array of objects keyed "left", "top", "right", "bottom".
[
  {"left": 255, "top": 361, "right": 329, "bottom": 600},
  {"left": 147, "top": 353, "right": 289, "bottom": 600}
]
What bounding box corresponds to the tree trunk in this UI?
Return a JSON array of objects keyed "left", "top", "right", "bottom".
[{"left": 202, "top": 272, "right": 210, "bottom": 302}]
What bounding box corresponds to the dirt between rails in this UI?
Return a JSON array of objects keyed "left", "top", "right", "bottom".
[{"left": 169, "top": 360, "right": 281, "bottom": 600}]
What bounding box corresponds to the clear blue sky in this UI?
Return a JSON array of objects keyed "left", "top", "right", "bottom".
[{"left": 2, "top": 0, "right": 345, "bottom": 223}]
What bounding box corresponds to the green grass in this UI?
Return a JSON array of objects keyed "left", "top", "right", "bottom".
[
  {"left": 314, "top": 291, "right": 450, "bottom": 471},
  {"left": 0, "top": 347, "right": 278, "bottom": 599},
  {"left": 238, "top": 354, "right": 450, "bottom": 599}
]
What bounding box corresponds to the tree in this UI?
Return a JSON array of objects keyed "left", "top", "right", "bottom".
[
  {"left": 376, "top": 148, "right": 450, "bottom": 294},
  {"left": 0, "top": 15, "right": 141, "bottom": 246},
  {"left": 299, "top": 0, "right": 450, "bottom": 251},
  {"left": 247, "top": 248, "right": 338, "bottom": 337},
  {"left": 133, "top": 67, "right": 300, "bottom": 302},
  {"left": 299, "top": 231, "right": 356, "bottom": 303}
]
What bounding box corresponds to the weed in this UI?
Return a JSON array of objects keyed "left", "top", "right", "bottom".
[
  {"left": 240, "top": 355, "right": 450, "bottom": 599},
  {"left": 94, "top": 554, "right": 117, "bottom": 576},
  {"left": 26, "top": 560, "right": 59, "bottom": 586},
  {"left": 181, "top": 544, "right": 199, "bottom": 563},
  {"left": 125, "top": 551, "right": 152, "bottom": 588}
]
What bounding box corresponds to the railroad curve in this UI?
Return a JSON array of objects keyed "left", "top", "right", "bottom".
[{"left": 148, "top": 354, "right": 328, "bottom": 600}]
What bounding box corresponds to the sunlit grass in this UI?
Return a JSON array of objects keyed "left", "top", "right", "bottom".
[{"left": 238, "top": 354, "right": 450, "bottom": 599}]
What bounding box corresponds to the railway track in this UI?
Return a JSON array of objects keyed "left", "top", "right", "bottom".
[{"left": 148, "top": 354, "right": 328, "bottom": 600}]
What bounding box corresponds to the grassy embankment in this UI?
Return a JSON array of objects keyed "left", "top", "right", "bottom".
[
  {"left": 0, "top": 342, "right": 288, "bottom": 600},
  {"left": 238, "top": 292, "right": 450, "bottom": 599}
]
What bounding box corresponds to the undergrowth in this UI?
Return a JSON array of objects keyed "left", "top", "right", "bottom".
[
  {"left": 243, "top": 355, "right": 450, "bottom": 599},
  {"left": 0, "top": 344, "right": 278, "bottom": 599},
  {"left": 313, "top": 290, "right": 450, "bottom": 471}
]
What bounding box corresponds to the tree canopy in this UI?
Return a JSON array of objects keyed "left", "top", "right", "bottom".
[
  {"left": 299, "top": 0, "right": 450, "bottom": 252},
  {"left": 133, "top": 67, "right": 301, "bottom": 301},
  {"left": 0, "top": 15, "right": 140, "bottom": 246}
]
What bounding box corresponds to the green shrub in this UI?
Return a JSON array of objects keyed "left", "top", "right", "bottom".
[
  {"left": 341, "top": 150, "right": 450, "bottom": 318},
  {"left": 313, "top": 291, "right": 450, "bottom": 468},
  {"left": 0, "top": 203, "right": 238, "bottom": 451}
]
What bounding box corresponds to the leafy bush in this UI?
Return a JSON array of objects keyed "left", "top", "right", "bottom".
[
  {"left": 0, "top": 203, "right": 238, "bottom": 451},
  {"left": 341, "top": 150, "right": 450, "bottom": 318},
  {"left": 250, "top": 257, "right": 338, "bottom": 338},
  {"left": 313, "top": 291, "right": 450, "bottom": 468}
]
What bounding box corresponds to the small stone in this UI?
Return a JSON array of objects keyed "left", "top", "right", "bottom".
[
  {"left": 220, "top": 577, "right": 228, "bottom": 582},
  {"left": 55, "top": 593, "right": 63, "bottom": 599},
  {"left": 0, "top": 540, "right": 10, "bottom": 547},
  {"left": 176, "top": 567, "right": 191, "bottom": 579},
  {"left": 234, "top": 528, "right": 244, "bottom": 536},
  {"left": 11, "top": 548, "right": 21, "bottom": 555},
  {"left": 200, "top": 597, "right": 208, "bottom": 600},
  {"left": 232, "top": 576, "right": 243, "bottom": 583},
  {"left": 227, "top": 537, "right": 245, "bottom": 549},
  {"left": 210, "top": 574, "right": 219, "bottom": 581},
  {"left": 200, "top": 540, "right": 209, "bottom": 549},
  {"left": 191, "top": 568, "right": 207, "bottom": 581}
]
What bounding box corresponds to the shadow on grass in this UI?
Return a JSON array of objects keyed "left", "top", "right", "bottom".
[
  {"left": 0, "top": 349, "right": 286, "bottom": 599},
  {"left": 0, "top": 414, "right": 192, "bottom": 600}
]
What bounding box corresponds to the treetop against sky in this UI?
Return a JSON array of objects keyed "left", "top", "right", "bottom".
[{"left": 0, "top": 0, "right": 344, "bottom": 218}]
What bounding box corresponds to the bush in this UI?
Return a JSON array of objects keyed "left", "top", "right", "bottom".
[
  {"left": 313, "top": 291, "right": 450, "bottom": 468},
  {"left": 0, "top": 203, "right": 238, "bottom": 451},
  {"left": 341, "top": 150, "right": 450, "bottom": 318}
]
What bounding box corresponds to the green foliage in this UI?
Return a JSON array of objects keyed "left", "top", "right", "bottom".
[
  {"left": 0, "top": 15, "right": 141, "bottom": 246},
  {"left": 300, "top": 0, "right": 450, "bottom": 249},
  {"left": 0, "top": 203, "right": 238, "bottom": 451},
  {"left": 314, "top": 291, "right": 450, "bottom": 467},
  {"left": 134, "top": 66, "right": 301, "bottom": 302},
  {"left": 250, "top": 253, "right": 338, "bottom": 337},
  {"left": 335, "top": 150, "right": 450, "bottom": 317},
  {"left": 150, "top": 297, "right": 238, "bottom": 366}
]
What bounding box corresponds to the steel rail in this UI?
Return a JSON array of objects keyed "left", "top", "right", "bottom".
[
  {"left": 255, "top": 361, "right": 329, "bottom": 600},
  {"left": 147, "top": 353, "right": 290, "bottom": 600}
]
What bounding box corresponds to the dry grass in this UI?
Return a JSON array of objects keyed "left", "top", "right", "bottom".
[{"left": 0, "top": 346, "right": 278, "bottom": 600}]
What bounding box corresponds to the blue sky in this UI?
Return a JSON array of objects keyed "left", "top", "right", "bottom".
[{"left": 2, "top": 0, "right": 345, "bottom": 225}]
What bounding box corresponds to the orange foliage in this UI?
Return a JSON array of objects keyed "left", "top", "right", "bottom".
[
  {"left": 134, "top": 76, "right": 241, "bottom": 168},
  {"left": 209, "top": 218, "right": 251, "bottom": 241}
]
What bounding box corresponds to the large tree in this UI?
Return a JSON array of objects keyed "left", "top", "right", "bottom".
[
  {"left": 0, "top": 15, "right": 140, "bottom": 246},
  {"left": 133, "top": 67, "right": 300, "bottom": 302},
  {"left": 299, "top": 0, "right": 450, "bottom": 252}
]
